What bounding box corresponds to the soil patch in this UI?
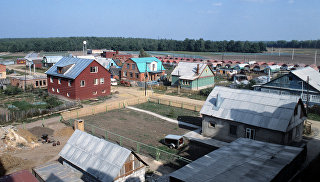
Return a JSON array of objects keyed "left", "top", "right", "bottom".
[
  {"left": 0, "top": 154, "right": 29, "bottom": 176},
  {"left": 28, "top": 127, "right": 54, "bottom": 138},
  {"left": 54, "top": 127, "right": 74, "bottom": 138},
  {"left": 15, "top": 129, "right": 37, "bottom": 143}
]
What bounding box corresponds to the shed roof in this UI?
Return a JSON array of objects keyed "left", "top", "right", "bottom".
[
  {"left": 0, "top": 170, "right": 39, "bottom": 182},
  {"left": 130, "top": 57, "right": 164, "bottom": 73},
  {"left": 171, "top": 62, "right": 208, "bottom": 80},
  {"left": 170, "top": 138, "right": 303, "bottom": 182},
  {"left": 45, "top": 57, "right": 94, "bottom": 79},
  {"left": 59, "top": 130, "right": 132, "bottom": 181},
  {"left": 200, "top": 86, "right": 302, "bottom": 132},
  {"left": 43, "top": 56, "right": 63, "bottom": 64},
  {"left": 292, "top": 66, "right": 320, "bottom": 92}
]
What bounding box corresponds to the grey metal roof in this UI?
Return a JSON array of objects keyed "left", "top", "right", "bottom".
[
  {"left": 45, "top": 57, "right": 94, "bottom": 79},
  {"left": 59, "top": 130, "right": 131, "bottom": 181},
  {"left": 171, "top": 62, "right": 208, "bottom": 80},
  {"left": 292, "top": 66, "right": 320, "bottom": 92},
  {"left": 200, "top": 86, "right": 301, "bottom": 132},
  {"left": 43, "top": 56, "right": 63, "bottom": 64},
  {"left": 170, "top": 138, "right": 303, "bottom": 182}
]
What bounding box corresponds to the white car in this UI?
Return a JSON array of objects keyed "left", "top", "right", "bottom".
[{"left": 111, "top": 78, "right": 117, "bottom": 86}]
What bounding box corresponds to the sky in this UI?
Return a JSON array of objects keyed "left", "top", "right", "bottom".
[{"left": 0, "top": 0, "right": 319, "bottom": 41}]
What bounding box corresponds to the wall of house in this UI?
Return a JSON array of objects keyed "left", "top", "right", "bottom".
[
  {"left": 0, "top": 65, "right": 6, "bottom": 79},
  {"left": 11, "top": 78, "right": 47, "bottom": 89},
  {"left": 202, "top": 115, "right": 287, "bottom": 144},
  {"left": 191, "top": 77, "right": 214, "bottom": 90},
  {"left": 121, "top": 60, "right": 143, "bottom": 82},
  {"left": 115, "top": 153, "right": 145, "bottom": 182},
  {"left": 47, "top": 61, "right": 111, "bottom": 100}
]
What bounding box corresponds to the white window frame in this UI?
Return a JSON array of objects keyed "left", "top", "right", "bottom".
[
  {"left": 80, "top": 80, "right": 85, "bottom": 87},
  {"left": 52, "top": 87, "right": 55, "bottom": 92},
  {"left": 93, "top": 91, "right": 97, "bottom": 95},
  {"left": 50, "top": 76, "right": 53, "bottom": 83},
  {"left": 245, "top": 128, "right": 255, "bottom": 140},
  {"left": 102, "top": 90, "right": 106, "bottom": 93},
  {"left": 100, "top": 78, "right": 104, "bottom": 84},
  {"left": 58, "top": 78, "right": 61, "bottom": 84},
  {"left": 57, "top": 88, "right": 60, "bottom": 93},
  {"left": 94, "top": 78, "right": 99, "bottom": 85},
  {"left": 90, "top": 66, "right": 98, "bottom": 73},
  {"left": 67, "top": 93, "right": 70, "bottom": 97},
  {"left": 68, "top": 80, "right": 72, "bottom": 87}
]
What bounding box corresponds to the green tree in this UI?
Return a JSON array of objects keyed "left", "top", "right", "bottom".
[{"left": 139, "top": 49, "right": 150, "bottom": 57}]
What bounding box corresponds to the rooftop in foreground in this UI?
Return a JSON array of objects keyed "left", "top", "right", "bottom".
[{"left": 170, "top": 138, "right": 305, "bottom": 182}]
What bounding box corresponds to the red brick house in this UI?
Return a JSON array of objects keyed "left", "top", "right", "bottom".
[
  {"left": 45, "top": 57, "right": 111, "bottom": 100},
  {"left": 121, "top": 57, "right": 165, "bottom": 82}
]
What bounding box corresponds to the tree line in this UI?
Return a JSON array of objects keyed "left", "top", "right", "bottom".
[
  {"left": 0, "top": 37, "right": 267, "bottom": 53},
  {"left": 266, "top": 40, "right": 320, "bottom": 48}
]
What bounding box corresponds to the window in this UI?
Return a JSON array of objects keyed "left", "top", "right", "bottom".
[
  {"left": 229, "top": 125, "right": 237, "bottom": 136},
  {"left": 58, "top": 78, "right": 61, "bottom": 84},
  {"left": 110, "top": 63, "right": 114, "bottom": 66},
  {"left": 102, "top": 90, "right": 106, "bottom": 93},
  {"left": 68, "top": 80, "right": 72, "bottom": 87},
  {"left": 39, "top": 80, "right": 42, "bottom": 86},
  {"left": 90, "top": 66, "right": 98, "bottom": 73},
  {"left": 136, "top": 73, "right": 139, "bottom": 78},
  {"left": 208, "top": 122, "right": 215, "bottom": 128},
  {"left": 93, "top": 91, "right": 97, "bottom": 95},
  {"left": 43, "top": 80, "right": 46, "bottom": 85},
  {"left": 67, "top": 93, "right": 70, "bottom": 97},
  {"left": 52, "top": 87, "right": 55, "bottom": 92},
  {"left": 127, "top": 64, "right": 130, "bottom": 69},
  {"left": 80, "top": 80, "right": 85, "bottom": 87},
  {"left": 152, "top": 64, "right": 155, "bottom": 71},
  {"left": 50, "top": 76, "right": 53, "bottom": 83},
  {"left": 123, "top": 71, "right": 127, "bottom": 77},
  {"left": 245, "top": 128, "right": 255, "bottom": 140},
  {"left": 100, "top": 78, "right": 104, "bottom": 84},
  {"left": 57, "top": 88, "right": 60, "bottom": 93},
  {"left": 132, "top": 64, "right": 135, "bottom": 70},
  {"left": 130, "top": 72, "right": 133, "bottom": 78},
  {"left": 35, "top": 81, "right": 39, "bottom": 87},
  {"left": 94, "top": 78, "right": 99, "bottom": 85}
]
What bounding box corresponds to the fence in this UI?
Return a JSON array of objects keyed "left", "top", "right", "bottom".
[
  {"left": 63, "top": 119, "right": 192, "bottom": 168},
  {"left": 148, "top": 96, "right": 203, "bottom": 112},
  {"left": 61, "top": 97, "right": 149, "bottom": 120}
]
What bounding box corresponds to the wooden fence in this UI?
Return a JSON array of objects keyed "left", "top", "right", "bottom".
[{"left": 148, "top": 96, "right": 203, "bottom": 112}]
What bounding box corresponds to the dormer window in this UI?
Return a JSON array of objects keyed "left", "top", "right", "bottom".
[
  {"left": 57, "top": 64, "right": 74, "bottom": 74},
  {"left": 57, "top": 67, "right": 63, "bottom": 74}
]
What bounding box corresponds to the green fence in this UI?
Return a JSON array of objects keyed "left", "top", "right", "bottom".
[{"left": 64, "top": 119, "right": 192, "bottom": 168}]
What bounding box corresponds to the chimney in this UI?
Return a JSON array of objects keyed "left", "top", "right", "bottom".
[{"left": 197, "top": 64, "right": 199, "bottom": 74}]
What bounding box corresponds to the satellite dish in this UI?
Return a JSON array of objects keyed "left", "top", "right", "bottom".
[{"left": 83, "top": 41, "right": 87, "bottom": 45}]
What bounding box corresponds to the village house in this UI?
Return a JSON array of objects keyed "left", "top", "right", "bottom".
[
  {"left": 45, "top": 57, "right": 111, "bottom": 100},
  {"left": 10, "top": 75, "right": 47, "bottom": 90},
  {"left": 121, "top": 57, "right": 165, "bottom": 82},
  {"left": 200, "top": 86, "right": 306, "bottom": 145},
  {"left": 42, "top": 56, "right": 63, "bottom": 67},
  {"left": 171, "top": 62, "right": 215, "bottom": 90},
  {"left": 16, "top": 58, "right": 26, "bottom": 64},
  {"left": 0, "top": 64, "right": 6, "bottom": 79},
  {"left": 170, "top": 138, "right": 306, "bottom": 182},
  {"left": 33, "top": 130, "right": 147, "bottom": 182},
  {"left": 256, "top": 66, "right": 320, "bottom": 105}
]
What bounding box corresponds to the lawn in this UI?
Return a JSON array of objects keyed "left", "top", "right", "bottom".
[
  {"left": 308, "top": 113, "right": 320, "bottom": 122},
  {"left": 134, "top": 102, "right": 202, "bottom": 126}
]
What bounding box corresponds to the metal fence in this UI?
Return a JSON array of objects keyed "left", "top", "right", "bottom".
[{"left": 63, "top": 119, "right": 192, "bottom": 168}]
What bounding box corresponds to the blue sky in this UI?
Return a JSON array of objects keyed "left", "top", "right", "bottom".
[{"left": 0, "top": 0, "right": 319, "bottom": 40}]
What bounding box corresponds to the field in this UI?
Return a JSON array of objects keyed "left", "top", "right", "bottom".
[{"left": 79, "top": 108, "right": 216, "bottom": 164}]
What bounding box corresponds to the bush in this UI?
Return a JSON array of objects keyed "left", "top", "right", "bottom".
[
  {"left": 199, "top": 87, "right": 214, "bottom": 96},
  {"left": 44, "top": 96, "right": 62, "bottom": 109},
  {"left": 309, "top": 105, "right": 320, "bottom": 114},
  {"left": 4, "top": 85, "right": 22, "bottom": 95}
]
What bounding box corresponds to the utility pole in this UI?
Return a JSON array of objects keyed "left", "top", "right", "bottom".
[
  {"left": 291, "top": 49, "right": 294, "bottom": 60},
  {"left": 315, "top": 50, "right": 317, "bottom": 65},
  {"left": 24, "top": 62, "right": 26, "bottom": 91},
  {"left": 306, "top": 76, "right": 309, "bottom": 114},
  {"left": 145, "top": 62, "right": 147, "bottom": 96},
  {"left": 279, "top": 48, "right": 281, "bottom": 57}
]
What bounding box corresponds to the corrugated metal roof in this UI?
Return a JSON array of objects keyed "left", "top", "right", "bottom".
[
  {"left": 200, "top": 86, "right": 301, "bottom": 132},
  {"left": 130, "top": 57, "right": 165, "bottom": 73},
  {"left": 96, "top": 58, "right": 121, "bottom": 69},
  {"left": 292, "top": 66, "right": 320, "bottom": 92},
  {"left": 43, "top": 56, "right": 63, "bottom": 64},
  {"left": 171, "top": 62, "right": 208, "bottom": 80},
  {"left": 170, "top": 138, "right": 303, "bottom": 182},
  {"left": 45, "top": 57, "right": 94, "bottom": 79},
  {"left": 59, "top": 130, "right": 131, "bottom": 181}
]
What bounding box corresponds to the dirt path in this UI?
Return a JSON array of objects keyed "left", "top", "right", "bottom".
[{"left": 6, "top": 64, "right": 46, "bottom": 76}]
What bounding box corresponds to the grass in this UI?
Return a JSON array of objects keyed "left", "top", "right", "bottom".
[
  {"left": 0, "top": 55, "right": 21, "bottom": 60},
  {"left": 308, "top": 113, "right": 320, "bottom": 121}
]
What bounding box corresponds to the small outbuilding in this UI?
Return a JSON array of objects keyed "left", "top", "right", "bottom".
[{"left": 33, "top": 130, "right": 147, "bottom": 182}]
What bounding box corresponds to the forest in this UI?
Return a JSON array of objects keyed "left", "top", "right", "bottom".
[
  {"left": 0, "top": 37, "right": 267, "bottom": 53},
  {"left": 266, "top": 40, "right": 320, "bottom": 48}
]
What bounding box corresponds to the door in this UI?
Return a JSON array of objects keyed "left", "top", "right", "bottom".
[
  {"left": 246, "top": 128, "right": 255, "bottom": 140},
  {"left": 125, "top": 161, "right": 133, "bottom": 175}
]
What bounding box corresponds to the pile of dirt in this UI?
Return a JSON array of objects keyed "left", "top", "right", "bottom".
[
  {"left": 28, "top": 126, "right": 54, "bottom": 138},
  {"left": 15, "top": 129, "right": 38, "bottom": 143},
  {"left": 54, "top": 127, "right": 74, "bottom": 138},
  {"left": 0, "top": 154, "right": 29, "bottom": 175}
]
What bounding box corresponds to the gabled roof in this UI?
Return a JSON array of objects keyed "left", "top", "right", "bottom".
[
  {"left": 59, "top": 130, "right": 132, "bottom": 181},
  {"left": 171, "top": 62, "right": 209, "bottom": 80},
  {"left": 130, "top": 57, "right": 164, "bottom": 73},
  {"left": 200, "top": 86, "right": 303, "bottom": 132},
  {"left": 292, "top": 66, "right": 320, "bottom": 92},
  {"left": 170, "top": 138, "right": 303, "bottom": 182},
  {"left": 43, "top": 56, "right": 63, "bottom": 64},
  {"left": 45, "top": 57, "right": 94, "bottom": 79}
]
